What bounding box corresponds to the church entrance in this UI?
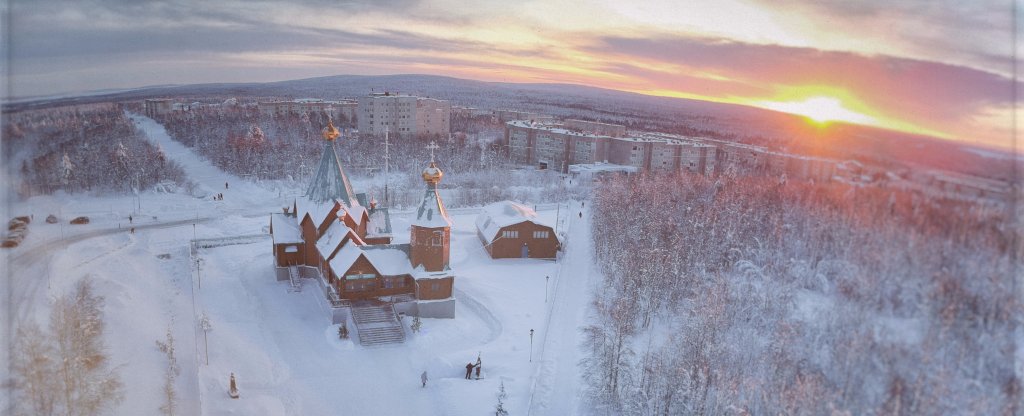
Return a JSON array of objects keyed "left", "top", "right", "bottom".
[{"left": 521, "top": 243, "right": 528, "bottom": 258}]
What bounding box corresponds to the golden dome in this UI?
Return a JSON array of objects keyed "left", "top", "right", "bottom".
[
  {"left": 322, "top": 119, "right": 340, "bottom": 141},
  {"left": 422, "top": 161, "right": 443, "bottom": 184}
]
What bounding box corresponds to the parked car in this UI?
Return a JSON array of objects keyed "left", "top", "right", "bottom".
[
  {"left": 70, "top": 216, "right": 90, "bottom": 225},
  {"left": 8, "top": 218, "right": 27, "bottom": 231},
  {"left": 46, "top": 214, "right": 59, "bottom": 224}
]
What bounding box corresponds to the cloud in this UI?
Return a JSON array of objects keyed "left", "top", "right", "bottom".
[{"left": 585, "top": 35, "right": 1016, "bottom": 139}]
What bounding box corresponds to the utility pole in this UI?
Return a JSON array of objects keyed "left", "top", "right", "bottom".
[
  {"left": 384, "top": 125, "right": 390, "bottom": 208},
  {"left": 545, "top": 275, "right": 549, "bottom": 303}
]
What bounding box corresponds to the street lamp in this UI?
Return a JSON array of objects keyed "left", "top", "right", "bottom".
[
  {"left": 199, "top": 313, "right": 212, "bottom": 365},
  {"left": 529, "top": 329, "right": 534, "bottom": 362},
  {"left": 545, "top": 275, "right": 549, "bottom": 303}
]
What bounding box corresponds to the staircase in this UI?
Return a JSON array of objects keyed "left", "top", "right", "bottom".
[
  {"left": 351, "top": 305, "right": 406, "bottom": 346},
  {"left": 287, "top": 266, "right": 302, "bottom": 292}
]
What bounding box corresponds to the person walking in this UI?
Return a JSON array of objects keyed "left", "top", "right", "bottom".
[
  {"left": 225, "top": 182, "right": 229, "bottom": 189},
  {"left": 465, "top": 362, "right": 475, "bottom": 379},
  {"left": 128, "top": 215, "right": 133, "bottom": 224},
  {"left": 421, "top": 371, "right": 428, "bottom": 387}
]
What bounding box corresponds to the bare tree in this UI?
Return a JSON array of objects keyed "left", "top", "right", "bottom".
[{"left": 12, "top": 323, "right": 57, "bottom": 416}]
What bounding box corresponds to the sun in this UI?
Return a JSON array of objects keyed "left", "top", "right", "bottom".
[{"left": 759, "top": 96, "right": 877, "bottom": 125}]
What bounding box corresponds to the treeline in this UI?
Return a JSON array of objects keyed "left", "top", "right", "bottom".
[
  {"left": 154, "top": 107, "right": 588, "bottom": 207},
  {"left": 582, "top": 173, "right": 1020, "bottom": 415},
  {"left": 5, "top": 104, "right": 186, "bottom": 197}
]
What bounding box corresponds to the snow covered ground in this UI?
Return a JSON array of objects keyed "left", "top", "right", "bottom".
[{"left": 4, "top": 114, "right": 601, "bottom": 415}]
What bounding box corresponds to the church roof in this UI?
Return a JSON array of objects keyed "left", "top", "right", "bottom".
[
  {"left": 412, "top": 162, "right": 452, "bottom": 229},
  {"left": 363, "top": 244, "right": 413, "bottom": 276},
  {"left": 367, "top": 207, "right": 393, "bottom": 237},
  {"left": 270, "top": 213, "right": 303, "bottom": 244},
  {"left": 413, "top": 184, "right": 452, "bottom": 228},
  {"left": 306, "top": 141, "right": 358, "bottom": 208}
]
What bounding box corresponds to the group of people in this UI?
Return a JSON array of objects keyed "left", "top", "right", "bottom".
[
  {"left": 465, "top": 356, "right": 482, "bottom": 380},
  {"left": 213, "top": 193, "right": 225, "bottom": 201},
  {"left": 420, "top": 355, "right": 483, "bottom": 388}
]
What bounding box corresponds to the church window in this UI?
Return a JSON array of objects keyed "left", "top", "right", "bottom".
[
  {"left": 533, "top": 231, "right": 549, "bottom": 239},
  {"left": 432, "top": 231, "right": 444, "bottom": 246},
  {"left": 431, "top": 282, "right": 440, "bottom": 291},
  {"left": 502, "top": 230, "right": 519, "bottom": 239}
]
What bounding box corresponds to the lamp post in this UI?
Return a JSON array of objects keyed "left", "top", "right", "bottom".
[
  {"left": 545, "top": 275, "right": 549, "bottom": 303},
  {"left": 200, "top": 313, "right": 212, "bottom": 365},
  {"left": 529, "top": 329, "right": 534, "bottom": 362}
]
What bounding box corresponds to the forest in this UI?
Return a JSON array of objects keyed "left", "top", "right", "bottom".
[
  {"left": 152, "top": 106, "right": 589, "bottom": 208},
  {"left": 5, "top": 104, "right": 186, "bottom": 197},
  {"left": 582, "top": 173, "right": 1020, "bottom": 415}
]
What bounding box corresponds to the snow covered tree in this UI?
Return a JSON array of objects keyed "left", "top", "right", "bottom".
[
  {"left": 49, "top": 277, "right": 124, "bottom": 415},
  {"left": 60, "top": 152, "right": 74, "bottom": 189},
  {"left": 156, "top": 325, "right": 180, "bottom": 416}
]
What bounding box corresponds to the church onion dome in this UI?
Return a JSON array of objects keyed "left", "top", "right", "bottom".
[
  {"left": 422, "top": 162, "right": 443, "bottom": 184},
  {"left": 322, "top": 118, "right": 340, "bottom": 141}
]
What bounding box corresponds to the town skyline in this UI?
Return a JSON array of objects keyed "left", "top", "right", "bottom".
[{"left": 4, "top": 1, "right": 1019, "bottom": 149}]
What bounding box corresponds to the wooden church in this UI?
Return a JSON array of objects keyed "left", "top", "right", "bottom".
[{"left": 270, "top": 119, "right": 456, "bottom": 318}]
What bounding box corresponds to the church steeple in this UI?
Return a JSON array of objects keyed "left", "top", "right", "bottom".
[
  {"left": 305, "top": 119, "right": 357, "bottom": 207},
  {"left": 410, "top": 141, "right": 451, "bottom": 272}
]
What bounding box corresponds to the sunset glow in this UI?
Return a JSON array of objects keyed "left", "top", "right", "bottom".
[
  {"left": 5, "top": 0, "right": 1017, "bottom": 149},
  {"left": 760, "top": 97, "right": 876, "bottom": 125}
]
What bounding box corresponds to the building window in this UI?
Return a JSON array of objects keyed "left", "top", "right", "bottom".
[
  {"left": 502, "top": 230, "right": 519, "bottom": 239},
  {"left": 533, "top": 231, "right": 549, "bottom": 239},
  {"left": 346, "top": 273, "right": 375, "bottom": 280},
  {"left": 432, "top": 231, "right": 444, "bottom": 246},
  {"left": 431, "top": 282, "right": 440, "bottom": 291}
]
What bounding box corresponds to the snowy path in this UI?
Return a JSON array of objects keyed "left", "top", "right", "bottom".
[
  {"left": 528, "top": 204, "right": 598, "bottom": 416},
  {"left": 128, "top": 113, "right": 275, "bottom": 209}
]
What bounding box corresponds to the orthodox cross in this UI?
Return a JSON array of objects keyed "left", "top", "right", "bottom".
[{"left": 427, "top": 141, "right": 440, "bottom": 163}]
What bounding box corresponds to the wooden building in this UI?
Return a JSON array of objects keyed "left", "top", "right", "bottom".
[
  {"left": 476, "top": 201, "right": 559, "bottom": 259},
  {"left": 270, "top": 120, "right": 456, "bottom": 318}
]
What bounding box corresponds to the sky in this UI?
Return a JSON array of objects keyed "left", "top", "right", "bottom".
[{"left": 3, "top": 0, "right": 1020, "bottom": 149}]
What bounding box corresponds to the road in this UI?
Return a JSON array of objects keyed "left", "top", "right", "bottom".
[{"left": 527, "top": 203, "right": 598, "bottom": 416}]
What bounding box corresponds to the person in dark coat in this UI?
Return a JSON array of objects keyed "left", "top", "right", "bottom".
[
  {"left": 465, "top": 363, "right": 475, "bottom": 379},
  {"left": 421, "top": 370, "right": 428, "bottom": 387}
]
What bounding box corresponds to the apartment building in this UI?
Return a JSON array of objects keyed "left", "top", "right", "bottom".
[
  {"left": 258, "top": 99, "right": 358, "bottom": 122},
  {"left": 494, "top": 109, "right": 555, "bottom": 123},
  {"left": 564, "top": 119, "right": 627, "bottom": 137},
  {"left": 357, "top": 93, "right": 450, "bottom": 138}
]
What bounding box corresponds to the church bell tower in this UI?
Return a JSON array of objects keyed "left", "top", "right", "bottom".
[{"left": 410, "top": 142, "right": 451, "bottom": 272}]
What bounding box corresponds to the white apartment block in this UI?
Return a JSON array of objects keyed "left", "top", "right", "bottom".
[{"left": 357, "top": 93, "right": 450, "bottom": 138}]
